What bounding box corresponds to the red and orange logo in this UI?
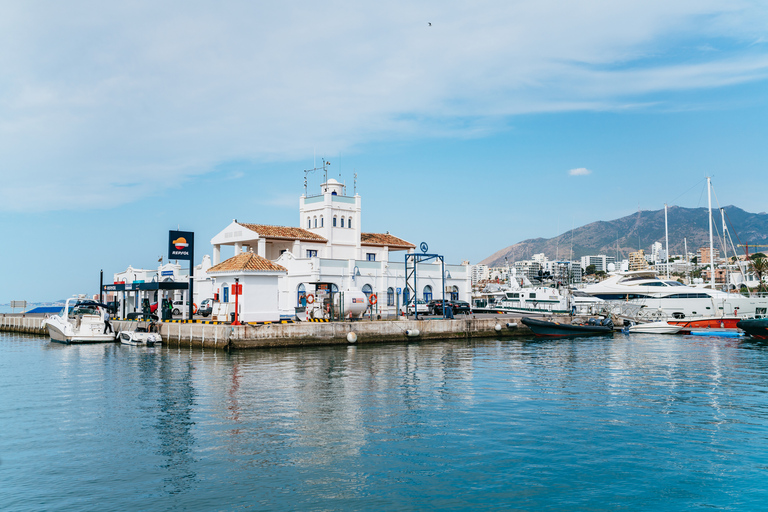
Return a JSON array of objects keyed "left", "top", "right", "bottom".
[{"left": 172, "top": 237, "right": 188, "bottom": 250}]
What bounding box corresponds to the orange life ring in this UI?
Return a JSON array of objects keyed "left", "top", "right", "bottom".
[
  {"left": 306, "top": 293, "right": 315, "bottom": 304},
  {"left": 369, "top": 294, "right": 377, "bottom": 305},
  {"left": 193, "top": 303, "right": 198, "bottom": 315}
]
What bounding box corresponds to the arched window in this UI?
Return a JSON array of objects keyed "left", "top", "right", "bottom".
[
  {"left": 320, "top": 216, "right": 324, "bottom": 227},
  {"left": 313, "top": 217, "right": 317, "bottom": 228},
  {"left": 223, "top": 285, "right": 230, "bottom": 303},
  {"left": 341, "top": 217, "right": 345, "bottom": 228},
  {"left": 348, "top": 217, "right": 352, "bottom": 229},
  {"left": 331, "top": 191, "right": 337, "bottom": 196},
  {"left": 450, "top": 285, "right": 459, "bottom": 301},
  {"left": 307, "top": 217, "right": 311, "bottom": 228},
  {"left": 333, "top": 216, "right": 337, "bottom": 227},
  {"left": 423, "top": 285, "right": 433, "bottom": 301},
  {"left": 387, "top": 287, "right": 394, "bottom": 306},
  {"left": 297, "top": 284, "right": 306, "bottom": 307},
  {"left": 362, "top": 284, "right": 373, "bottom": 298}
]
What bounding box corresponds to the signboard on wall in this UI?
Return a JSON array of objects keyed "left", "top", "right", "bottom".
[{"left": 169, "top": 230, "right": 194, "bottom": 261}]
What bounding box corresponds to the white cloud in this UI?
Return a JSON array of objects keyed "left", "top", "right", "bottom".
[
  {"left": 569, "top": 168, "right": 593, "bottom": 176},
  {"left": 1, "top": 0, "right": 767, "bottom": 211}
]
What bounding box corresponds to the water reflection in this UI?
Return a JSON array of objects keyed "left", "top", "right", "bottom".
[{"left": 5, "top": 332, "right": 768, "bottom": 510}]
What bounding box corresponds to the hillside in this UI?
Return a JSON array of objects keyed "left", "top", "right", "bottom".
[{"left": 480, "top": 206, "right": 768, "bottom": 267}]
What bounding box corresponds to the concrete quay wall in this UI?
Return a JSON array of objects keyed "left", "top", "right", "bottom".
[{"left": 1, "top": 314, "right": 531, "bottom": 349}]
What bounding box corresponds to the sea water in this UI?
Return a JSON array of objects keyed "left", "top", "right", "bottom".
[{"left": 2, "top": 331, "right": 768, "bottom": 511}]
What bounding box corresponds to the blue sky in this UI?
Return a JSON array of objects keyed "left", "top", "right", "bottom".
[{"left": 2, "top": 1, "right": 768, "bottom": 303}]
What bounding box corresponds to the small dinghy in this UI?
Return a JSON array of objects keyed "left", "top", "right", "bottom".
[
  {"left": 623, "top": 321, "right": 683, "bottom": 334},
  {"left": 118, "top": 330, "right": 162, "bottom": 346},
  {"left": 521, "top": 317, "right": 614, "bottom": 337}
]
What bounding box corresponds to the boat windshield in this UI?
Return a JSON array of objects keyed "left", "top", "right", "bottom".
[
  {"left": 69, "top": 305, "right": 101, "bottom": 317},
  {"left": 664, "top": 281, "right": 685, "bottom": 286}
]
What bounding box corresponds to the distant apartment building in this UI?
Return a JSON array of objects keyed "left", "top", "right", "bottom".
[
  {"left": 580, "top": 255, "right": 616, "bottom": 272},
  {"left": 651, "top": 241, "right": 667, "bottom": 264},
  {"left": 629, "top": 250, "right": 650, "bottom": 271},
  {"left": 471, "top": 264, "right": 490, "bottom": 285},
  {"left": 697, "top": 247, "right": 721, "bottom": 266}
]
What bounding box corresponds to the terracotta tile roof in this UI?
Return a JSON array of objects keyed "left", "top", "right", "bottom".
[
  {"left": 208, "top": 251, "right": 287, "bottom": 273},
  {"left": 361, "top": 233, "right": 415, "bottom": 248},
  {"left": 237, "top": 222, "right": 327, "bottom": 242}
]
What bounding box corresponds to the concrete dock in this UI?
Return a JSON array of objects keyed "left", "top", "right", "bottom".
[{"left": 1, "top": 314, "right": 532, "bottom": 349}]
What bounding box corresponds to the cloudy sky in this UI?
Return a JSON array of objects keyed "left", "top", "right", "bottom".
[{"left": 2, "top": 0, "right": 767, "bottom": 302}]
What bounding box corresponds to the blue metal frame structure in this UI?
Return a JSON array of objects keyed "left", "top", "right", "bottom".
[{"left": 404, "top": 252, "right": 446, "bottom": 320}]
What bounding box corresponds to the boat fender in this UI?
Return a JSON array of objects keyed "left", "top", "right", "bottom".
[
  {"left": 347, "top": 332, "right": 357, "bottom": 343},
  {"left": 406, "top": 329, "right": 420, "bottom": 337},
  {"left": 495, "top": 324, "right": 502, "bottom": 332},
  {"left": 506, "top": 322, "right": 518, "bottom": 329}
]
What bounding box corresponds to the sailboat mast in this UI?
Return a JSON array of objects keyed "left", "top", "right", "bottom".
[
  {"left": 664, "top": 203, "right": 670, "bottom": 279},
  {"left": 707, "top": 177, "right": 715, "bottom": 289}
]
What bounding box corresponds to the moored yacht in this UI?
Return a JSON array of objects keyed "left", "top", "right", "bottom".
[
  {"left": 43, "top": 296, "right": 116, "bottom": 344},
  {"left": 581, "top": 270, "right": 768, "bottom": 321}
]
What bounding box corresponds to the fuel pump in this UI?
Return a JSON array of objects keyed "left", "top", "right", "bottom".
[{"left": 161, "top": 298, "right": 171, "bottom": 321}]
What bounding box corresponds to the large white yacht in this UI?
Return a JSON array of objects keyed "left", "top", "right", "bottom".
[{"left": 581, "top": 270, "right": 768, "bottom": 320}]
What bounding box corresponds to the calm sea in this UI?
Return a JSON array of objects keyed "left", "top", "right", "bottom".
[{"left": 2, "top": 331, "right": 768, "bottom": 511}]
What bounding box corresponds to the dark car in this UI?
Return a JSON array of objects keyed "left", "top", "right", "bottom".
[
  {"left": 450, "top": 300, "right": 471, "bottom": 314},
  {"left": 428, "top": 300, "right": 445, "bottom": 315}
]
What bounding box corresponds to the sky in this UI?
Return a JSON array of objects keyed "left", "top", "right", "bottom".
[{"left": 1, "top": 0, "right": 768, "bottom": 303}]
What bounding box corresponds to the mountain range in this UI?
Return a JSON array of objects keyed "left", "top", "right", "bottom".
[{"left": 480, "top": 206, "right": 768, "bottom": 267}]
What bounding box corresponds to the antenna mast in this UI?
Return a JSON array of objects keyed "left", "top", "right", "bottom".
[{"left": 303, "top": 158, "right": 331, "bottom": 195}]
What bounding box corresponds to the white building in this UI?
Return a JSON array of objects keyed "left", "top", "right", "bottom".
[
  {"left": 471, "top": 264, "right": 490, "bottom": 285},
  {"left": 206, "top": 178, "right": 471, "bottom": 321},
  {"left": 580, "top": 255, "right": 616, "bottom": 272}
]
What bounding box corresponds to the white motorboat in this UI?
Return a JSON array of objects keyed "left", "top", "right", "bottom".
[
  {"left": 43, "top": 296, "right": 116, "bottom": 344},
  {"left": 624, "top": 321, "right": 683, "bottom": 334},
  {"left": 118, "top": 330, "right": 162, "bottom": 346}
]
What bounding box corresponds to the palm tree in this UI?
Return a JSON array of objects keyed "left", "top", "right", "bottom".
[{"left": 751, "top": 257, "right": 768, "bottom": 292}]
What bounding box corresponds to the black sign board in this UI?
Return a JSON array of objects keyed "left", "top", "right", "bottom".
[{"left": 169, "top": 230, "right": 194, "bottom": 261}]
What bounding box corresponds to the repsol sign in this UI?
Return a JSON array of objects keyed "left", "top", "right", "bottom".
[{"left": 169, "top": 230, "right": 194, "bottom": 261}]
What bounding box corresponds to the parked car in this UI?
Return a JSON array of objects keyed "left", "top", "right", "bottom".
[
  {"left": 450, "top": 300, "right": 472, "bottom": 314},
  {"left": 429, "top": 299, "right": 470, "bottom": 315},
  {"left": 171, "top": 300, "right": 190, "bottom": 316},
  {"left": 199, "top": 298, "right": 214, "bottom": 317},
  {"left": 407, "top": 300, "right": 429, "bottom": 315}
]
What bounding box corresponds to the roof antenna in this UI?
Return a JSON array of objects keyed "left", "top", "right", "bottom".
[{"left": 354, "top": 172, "right": 357, "bottom": 195}]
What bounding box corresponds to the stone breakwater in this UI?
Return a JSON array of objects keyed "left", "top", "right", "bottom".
[{"left": 1, "top": 314, "right": 530, "bottom": 349}]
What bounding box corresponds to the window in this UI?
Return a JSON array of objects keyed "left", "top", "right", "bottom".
[
  {"left": 313, "top": 217, "right": 317, "bottom": 228},
  {"left": 306, "top": 250, "right": 317, "bottom": 258},
  {"left": 450, "top": 285, "right": 459, "bottom": 301},
  {"left": 320, "top": 216, "right": 324, "bottom": 227},
  {"left": 387, "top": 287, "right": 395, "bottom": 306},
  {"left": 423, "top": 285, "right": 432, "bottom": 301},
  {"left": 348, "top": 218, "right": 352, "bottom": 229},
  {"left": 367, "top": 253, "right": 376, "bottom": 261},
  {"left": 223, "top": 286, "right": 229, "bottom": 303},
  {"left": 341, "top": 217, "right": 345, "bottom": 228},
  {"left": 333, "top": 216, "right": 337, "bottom": 227},
  {"left": 307, "top": 217, "right": 310, "bottom": 228},
  {"left": 362, "top": 284, "right": 373, "bottom": 298},
  {"left": 297, "top": 284, "right": 306, "bottom": 307}
]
